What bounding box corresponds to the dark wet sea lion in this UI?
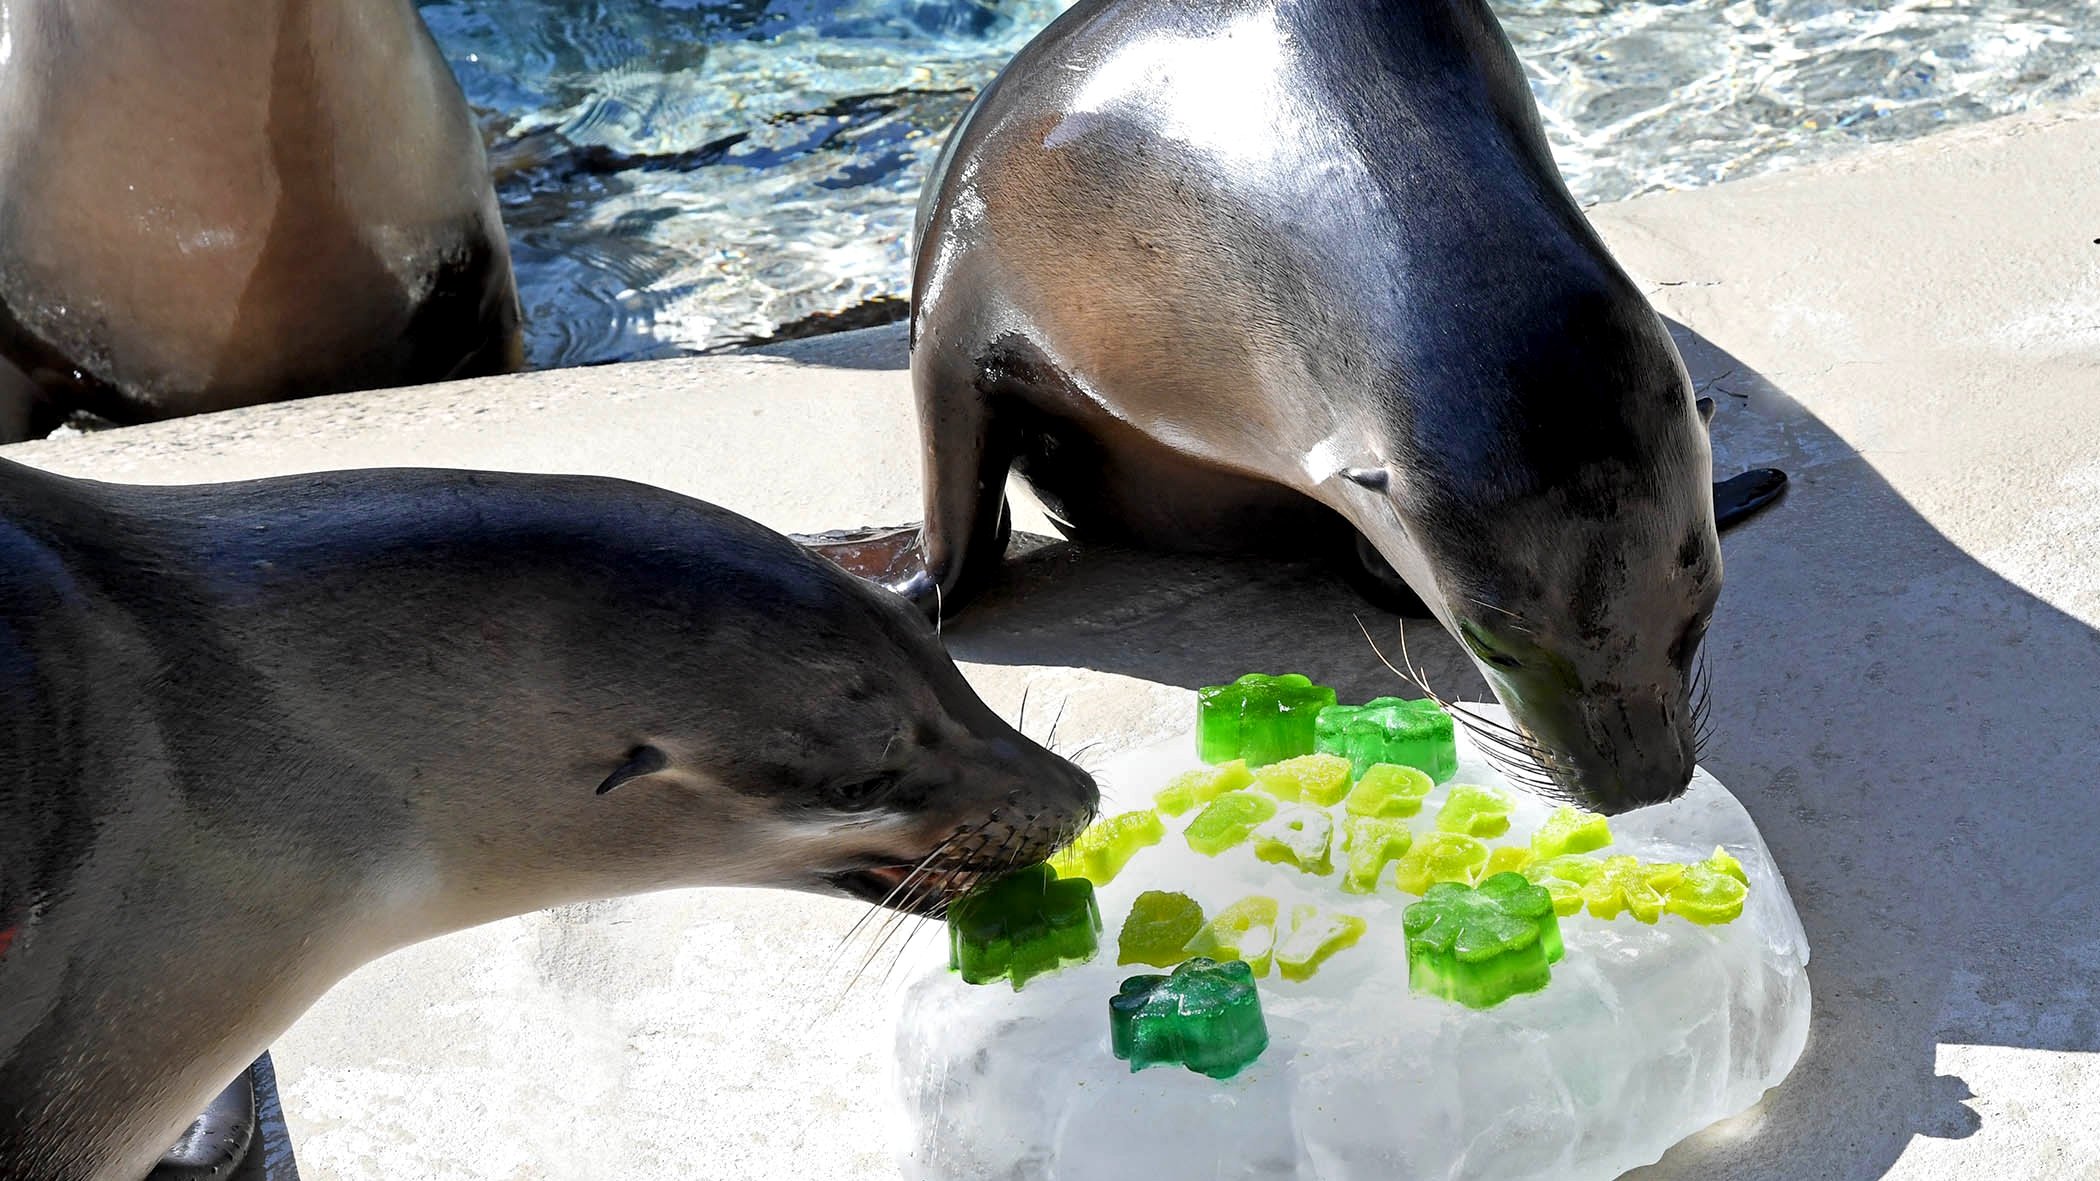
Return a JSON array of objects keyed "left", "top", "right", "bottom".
[
  {"left": 0, "top": 0, "right": 523, "bottom": 443},
  {"left": 0, "top": 456, "right": 1095, "bottom": 1181},
  {"left": 807, "top": 0, "right": 1786, "bottom": 812}
]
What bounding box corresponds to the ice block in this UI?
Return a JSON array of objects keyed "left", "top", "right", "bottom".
[
  {"left": 1183, "top": 895, "right": 1280, "bottom": 978},
  {"left": 1048, "top": 809, "right": 1165, "bottom": 886},
  {"left": 1251, "top": 805, "right": 1335, "bottom": 875},
  {"left": 1313, "top": 696, "right": 1459, "bottom": 782},
  {"left": 1403, "top": 872, "right": 1564, "bottom": 1009},
  {"left": 1276, "top": 904, "right": 1367, "bottom": 981},
  {"left": 1339, "top": 816, "right": 1413, "bottom": 895},
  {"left": 1196, "top": 673, "right": 1337, "bottom": 767},
  {"left": 947, "top": 863, "right": 1102, "bottom": 990},
  {"left": 1342, "top": 763, "right": 1434, "bottom": 818},
  {"left": 1155, "top": 760, "right": 1255, "bottom": 816},
  {"left": 1251, "top": 753, "right": 1353, "bottom": 806},
  {"left": 1434, "top": 784, "right": 1513, "bottom": 838},
  {"left": 1184, "top": 790, "right": 1279, "bottom": 856},
  {"left": 1391, "top": 832, "right": 1490, "bottom": 895},
  {"left": 1117, "top": 890, "right": 1208, "bottom": 967},
  {"left": 1109, "top": 957, "right": 1270, "bottom": 1079}
]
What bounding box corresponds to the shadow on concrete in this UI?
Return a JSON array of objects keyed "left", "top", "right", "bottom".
[{"left": 940, "top": 321, "right": 2100, "bottom": 1178}]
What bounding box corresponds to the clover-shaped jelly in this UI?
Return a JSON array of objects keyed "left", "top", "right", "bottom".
[
  {"left": 1109, "top": 957, "right": 1269, "bottom": 1079},
  {"left": 1402, "top": 872, "right": 1565, "bottom": 1008}
]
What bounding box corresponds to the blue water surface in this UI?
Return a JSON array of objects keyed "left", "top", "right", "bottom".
[{"left": 415, "top": 0, "right": 2100, "bottom": 368}]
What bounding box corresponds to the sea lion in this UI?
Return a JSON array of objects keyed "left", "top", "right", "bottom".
[
  {"left": 807, "top": 0, "right": 1786, "bottom": 812},
  {"left": 0, "top": 0, "right": 523, "bottom": 443},
  {"left": 0, "top": 456, "right": 1095, "bottom": 1181}
]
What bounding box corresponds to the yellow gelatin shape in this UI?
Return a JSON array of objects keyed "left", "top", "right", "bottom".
[
  {"left": 1184, "top": 791, "right": 1280, "bottom": 856},
  {"left": 1343, "top": 763, "right": 1434, "bottom": 818},
  {"left": 1392, "top": 832, "right": 1490, "bottom": 895},
  {"left": 1252, "top": 754, "right": 1354, "bottom": 806},
  {"left": 1530, "top": 806, "right": 1614, "bottom": 858},
  {"left": 1521, "top": 854, "right": 1601, "bottom": 916},
  {"left": 1706, "top": 845, "right": 1750, "bottom": 885},
  {"left": 1251, "top": 806, "right": 1335, "bottom": 875},
  {"left": 1155, "top": 760, "right": 1255, "bottom": 817},
  {"left": 1434, "top": 784, "right": 1514, "bottom": 838},
  {"left": 1184, "top": 895, "right": 1281, "bottom": 978},
  {"left": 1048, "top": 809, "right": 1166, "bottom": 886},
  {"left": 1580, "top": 856, "right": 1686, "bottom": 923},
  {"left": 1340, "top": 816, "right": 1413, "bottom": 895},
  {"left": 1275, "top": 904, "right": 1368, "bottom": 981},
  {"left": 1484, "top": 845, "right": 1535, "bottom": 877}
]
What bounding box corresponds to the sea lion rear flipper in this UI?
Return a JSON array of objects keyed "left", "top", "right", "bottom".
[
  {"left": 1712, "top": 468, "right": 1788, "bottom": 531},
  {"left": 148, "top": 1063, "right": 257, "bottom": 1181}
]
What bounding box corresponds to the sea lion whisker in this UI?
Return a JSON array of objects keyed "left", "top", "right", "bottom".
[
  {"left": 828, "top": 830, "right": 970, "bottom": 964},
  {"left": 1015, "top": 684, "right": 1032, "bottom": 736},
  {"left": 1044, "top": 696, "right": 1071, "bottom": 753}
]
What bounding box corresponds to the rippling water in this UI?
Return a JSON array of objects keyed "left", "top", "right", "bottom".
[{"left": 417, "top": 0, "right": 2100, "bottom": 369}]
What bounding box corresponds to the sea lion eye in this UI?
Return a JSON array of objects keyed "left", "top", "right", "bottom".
[
  {"left": 826, "top": 770, "right": 903, "bottom": 812},
  {"left": 1460, "top": 622, "right": 1525, "bottom": 672}
]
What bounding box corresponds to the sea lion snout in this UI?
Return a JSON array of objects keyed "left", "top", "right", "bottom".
[
  {"left": 816, "top": 725, "right": 1099, "bottom": 914},
  {"left": 1493, "top": 684, "right": 1699, "bottom": 815}
]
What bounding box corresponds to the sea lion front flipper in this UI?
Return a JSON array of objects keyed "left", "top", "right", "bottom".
[
  {"left": 799, "top": 524, "right": 931, "bottom": 591},
  {"left": 148, "top": 1064, "right": 257, "bottom": 1181},
  {"left": 1712, "top": 468, "right": 1788, "bottom": 531},
  {"left": 1343, "top": 532, "right": 1432, "bottom": 617}
]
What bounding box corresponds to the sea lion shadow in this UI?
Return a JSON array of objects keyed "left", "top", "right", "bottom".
[{"left": 943, "top": 322, "right": 2100, "bottom": 1177}]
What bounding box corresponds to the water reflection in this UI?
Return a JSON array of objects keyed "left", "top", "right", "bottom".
[{"left": 417, "top": 0, "right": 2100, "bottom": 368}]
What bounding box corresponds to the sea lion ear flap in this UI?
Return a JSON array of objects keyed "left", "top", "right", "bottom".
[
  {"left": 1696, "top": 397, "right": 1716, "bottom": 427},
  {"left": 597, "top": 745, "right": 669, "bottom": 796},
  {"left": 1341, "top": 467, "right": 1392, "bottom": 494}
]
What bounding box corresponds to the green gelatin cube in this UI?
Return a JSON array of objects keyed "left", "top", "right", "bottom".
[
  {"left": 947, "top": 863, "right": 1102, "bottom": 990},
  {"left": 1530, "top": 806, "right": 1614, "bottom": 858},
  {"left": 1048, "top": 809, "right": 1165, "bottom": 886},
  {"left": 1343, "top": 763, "right": 1434, "bottom": 818},
  {"left": 1435, "top": 784, "right": 1514, "bottom": 838},
  {"left": 1196, "top": 673, "right": 1338, "bottom": 767},
  {"left": 1484, "top": 845, "right": 1535, "bottom": 877},
  {"left": 1118, "top": 890, "right": 1208, "bottom": 967},
  {"left": 1402, "top": 872, "right": 1564, "bottom": 1009},
  {"left": 1276, "top": 904, "right": 1367, "bottom": 981},
  {"left": 1252, "top": 806, "right": 1335, "bottom": 875},
  {"left": 1665, "top": 852, "right": 1750, "bottom": 925},
  {"left": 1579, "top": 855, "right": 1685, "bottom": 923},
  {"left": 1184, "top": 790, "right": 1279, "bottom": 856},
  {"left": 1392, "top": 832, "right": 1490, "bottom": 895},
  {"left": 1523, "top": 854, "right": 1602, "bottom": 916},
  {"left": 1109, "top": 957, "right": 1269, "bottom": 1079},
  {"left": 1183, "top": 895, "right": 1279, "bottom": 978},
  {"left": 1313, "top": 697, "right": 1459, "bottom": 782},
  {"left": 1340, "top": 816, "right": 1413, "bottom": 894},
  {"left": 1252, "top": 754, "right": 1353, "bottom": 806},
  {"left": 1155, "top": 760, "right": 1255, "bottom": 816}
]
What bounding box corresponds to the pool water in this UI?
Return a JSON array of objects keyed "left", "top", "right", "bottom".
[{"left": 417, "top": 0, "right": 2100, "bottom": 369}]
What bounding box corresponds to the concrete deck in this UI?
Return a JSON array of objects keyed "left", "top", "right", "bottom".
[{"left": 10, "top": 95, "right": 2100, "bottom": 1180}]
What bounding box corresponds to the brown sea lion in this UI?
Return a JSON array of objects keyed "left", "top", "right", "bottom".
[{"left": 0, "top": 0, "right": 523, "bottom": 443}]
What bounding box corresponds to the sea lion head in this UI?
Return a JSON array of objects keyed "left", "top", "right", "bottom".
[
  {"left": 560, "top": 490, "right": 1099, "bottom": 914},
  {"left": 1342, "top": 290, "right": 1719, "bottom": 813}
]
